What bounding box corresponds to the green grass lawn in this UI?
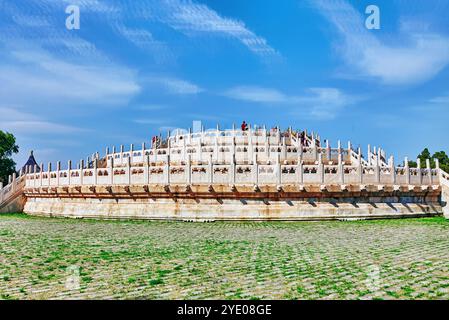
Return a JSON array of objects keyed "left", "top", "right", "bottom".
[{"left": 1, "top": 213, "right": 448, "bottom": 300}]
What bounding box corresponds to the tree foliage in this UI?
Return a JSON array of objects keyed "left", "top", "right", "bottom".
[
  {"left": 408, "top": 148, "right": 449, "bottom": 172},
  {"left": 0, "top": 130, "right": 19, "bottom": 185}
]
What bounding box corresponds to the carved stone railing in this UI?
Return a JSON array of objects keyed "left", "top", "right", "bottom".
[
  {"left": 0, "top": 173, "right": 26, "bottom": 212},
  {"left": 102, "top": 145, "right": 350, "bottom": 167},
  {"left": 23, "top": 157, "right": 441, "bottom": 190},
  {"left": 439, "top": 169, "right": 449, "bottom": 219}
]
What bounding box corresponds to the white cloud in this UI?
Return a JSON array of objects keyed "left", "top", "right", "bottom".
[
  {"left": 361, "top": 34, "right": 449, "bottom": 85},
  {"left": 166, "top": 1, "right": 277, "bottom": 57},
  {"left": 313, "top": 0, "right": 449, "bottom": 85},
  {"left": 430, "top": 94, "right": 449, "bottom": 104},
  {"left": 296, "top": 88, "right": 352, "bottom": 120},
  {"left": 10, "top": 0, "right": 277, "bottom": 59},
  {"left": 224, "top": 86, "right": 355, "bottom": 120},
  {"left": 224, "top": 86, "right": 287, "bottom": 103},
  {"left": 127, "top": 0, "right": 278, "bottom": 58},
  {"left": 0, "top": 107, "right": 89, "bottom": 134},
  {"left": 0, "top": 107, "right": 40, "bottom": 121},
  {"left": 162, "top": 77, "right": 203, "bottom": 94},
  {"left": 0, "top": 49, "right": 140, "bottom": 106},
  {"left": 0, "top": 121, "right": 88, "bottom": 134},
  {"left": 134, "top": 105, "right": 168, "bottom": 111},
  {"left": 143, "top": 76, "right": 203, "bottom": 95},
  {"left": 133, "top": 119, "right": 167, "bottom": 125}
]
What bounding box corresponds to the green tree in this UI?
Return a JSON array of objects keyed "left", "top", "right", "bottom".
[
  {"left": 0, "top": 130, "right": 19, "bottom": 185},
  {"left": 408, "top": 148, "right": 449, "bottom": 172},
  {"left": 433, "top": 150, "right": 449, "bottom": 172},
  {"left": 418, "top": 148, "right": 432, "bottom": 166}
]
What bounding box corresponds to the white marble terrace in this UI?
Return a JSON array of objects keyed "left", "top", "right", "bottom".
[{"left": 1, "top": 125, "right": 449, "bottom": 207}]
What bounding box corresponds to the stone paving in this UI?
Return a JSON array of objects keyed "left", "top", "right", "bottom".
[{"left": 0, "top": 214, "right": 449, "bottom": 300}]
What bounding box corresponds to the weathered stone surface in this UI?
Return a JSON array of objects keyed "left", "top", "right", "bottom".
[
  {"left": 23, "top": 187, "right": 441, "bottom": 221},
  {"left": 1, "top": 215, "right": 449, "bottom": 300}
]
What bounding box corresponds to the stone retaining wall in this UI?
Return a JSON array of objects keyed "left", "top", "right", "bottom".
[{"left": 23, "top": 184, "right": 442, "bottom": 221}]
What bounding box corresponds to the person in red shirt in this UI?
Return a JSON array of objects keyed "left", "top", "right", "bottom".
[{"left": 241, "top": 121, "right": 248, "bottom": 131}]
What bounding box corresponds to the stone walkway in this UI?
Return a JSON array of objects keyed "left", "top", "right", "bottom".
[{"left": 1, "top": 214, "right": 448, "bottom": 299}]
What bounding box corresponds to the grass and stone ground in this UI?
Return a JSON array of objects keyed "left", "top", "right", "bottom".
[{"left": 1, "top": 213, "right": 449, "bottom": 300}]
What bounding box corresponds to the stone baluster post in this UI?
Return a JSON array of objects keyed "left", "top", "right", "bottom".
[
  {"left": 167, "top": 133, "right": 172, "bottom": 162},
  {"left": 326, "top": 140, "right": 331, "bottom": 163},
  {"left": 108, "top": 156, "right": 114, "bottom": 185},
  {"left": 276, "top": 153, "right": 282, "bottom": 185},
  {"left": 213, "top": 135, "right": 219, "bottom": 162},
  {"left": 32, "top": 165, "right": 37, "bottom": 188},
  {"left": 67, "top": 160, "right": 72, "bottom": 186},
  {"left": 165, "top": 155, "right": 170, "bottom": 185},
  {"left": 347, "top": 141, "right": 352, "bottom": 163},
  {"left": 367, "top": 144, "right": 371, "bottom": 165},
  {"left": 281, "top": 136, "right": 287, "bottom": 162},
  {"left": 56, "top": 161, "right": 61, "bottom": 186},
  {"left": 297, "top": 155, "right": 304, "bottom": 185},
  {"left": 404, "top": 157, "right": 410, "bottom": 185},
  {"left": 93, "top": 158, "right": 98, "bottom": 185},
  {"left": 183, "top": 136, "right": 187, "bottom": 162},
  {"left": 130, "top": 143, "right": 134, "bottom": 164},
  {"left": 417, "top": 158, "right": 422, "bottom": 185},
  {"left": 80, "top": 160, "right": 84, "bottom": 185},
  {"left": 40, "top": 163, "right": 44, "bottom": 187},
  {"left": 318, "top": 153, "right": 324, "bottom": 184},
  {"left": 142, "top": 142, "right": 146, "bottom": 163},
  {"left": 313, "top": 144, "right": 318, "bottom": 163},
  {"left": 12, "top": 172, "right": 16, "bottom": 192},
  {"left": 230, "top": 154, "right": 236, "bottom": 185},
  {"left": 389, "top": 156, "right": 396, "bottom": 185},
  {"left": 197, "top": 136, "right": 202, "bottom": 162},
  {"left": 338, "top": 153, "right": 344, "bottom": 184},
  {"left": 47, "top": 162, "right": 51, "bottom": 186},
  {"left": 357, "top": 149, "right": 363, "bottom": 184},
  {"left": 253, "top": 153, "right": 258, "bottom": 186},
  {"left": 435, "top": 159, "right": 440, "bottom": 185},
  {"left": 265, "top": 127, "right": 270, "bottom": 158},
  {"left": 231, "top": 137, "right": 236, "bottom": 164},
  {"left": 426, "top": 159, "right": 432, "bottom": 185},
  {"left": 375, "top": 153, "right": 380, "bottom": 184},
  {"left": 126, "top": 155, "right": 131, "bottom": 185},
  {"left": 186, "top": 155, "right": 192, "bottom": 185},
  {"left": 248, "top": 125, "right": 253, "bottom": 163},
  {"left": 277, "top": 126, "right": 281, "bottom": 145},
  {"left": 144, "top": 155, "right": 149, "bottom": 185},
  {"left": 209, "top": 154, "right": 213, "bottom": 185}
]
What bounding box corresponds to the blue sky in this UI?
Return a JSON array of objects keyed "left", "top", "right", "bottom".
[{"left": 1, "top": 0, "right": 449, "bottom": 167}]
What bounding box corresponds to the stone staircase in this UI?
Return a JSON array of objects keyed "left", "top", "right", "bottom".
[{"left": 0, "top": 174, "right": 26, "bottom": 214}]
